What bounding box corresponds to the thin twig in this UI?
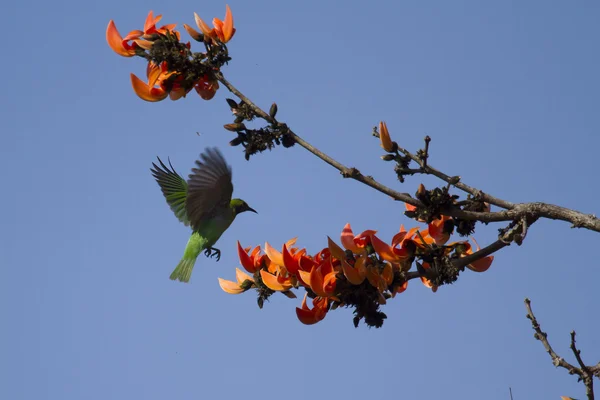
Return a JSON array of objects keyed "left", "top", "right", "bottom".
[
  {"left": 397, "top": 145, "right": 515, "bottom": 210},
  {"left": 421, "top": 135, "right": 431, "bottom": 168}
]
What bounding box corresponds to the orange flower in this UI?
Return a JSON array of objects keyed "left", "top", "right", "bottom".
[
  {"left": 301, "top": 258, "right": 338, "bottom": 299},
  {"left": 106, "top": 12, "right": 178, "bottom": 57},
  {"left": 391, "top": 225, "right": 419, "bottom": 248},
  {"left": 130, "top": 62, "right": 216, "bottom": 102},
  {"left": 142, "top": 11, "right": 178, "bottom": 39},
  {"left": 370, "top": 232, "right": 416, "bottom": 266},
  {"left": 296, "top": 294, "right": 329, "bottom": 325},
  {"left": 426, "top": 215, "right": 454, "bottom": 245},
  {"left": 194, "top": 5, "right": 236, "bottom": 44},
  {"left": 106, "top": 20, "right": 143, "bottom": 57},
  {"left": 260, "top": 269, "right": 293, "bottom": 291},
  {"left": 379, "top": 121, "right": 394, "bottom": 152},
  {"left": 463, "top": 238, "right": 494, "bottom": 273},
  {"left": 130, "top": 62, "right": 173, "bottom": 102},
  {"left": 218, "top": 268, "right": 255, "bottom": 294},
  {"left": 340, "top": 223, "right": 377, "bottom": 253}
]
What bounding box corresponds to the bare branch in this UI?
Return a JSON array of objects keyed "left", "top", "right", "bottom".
[
  {"left": 216, "top": 73, "right": 600, "bottom": 233},
  {"left": 397, "top": 143, "right": 515, "bottom": 210},
  {"left": 524, "top": 298, "right": 597, "bottom": 400}
]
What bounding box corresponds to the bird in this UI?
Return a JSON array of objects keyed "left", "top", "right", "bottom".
[{"left": 150, "top": 147, "right": 257, "bottom": 283}]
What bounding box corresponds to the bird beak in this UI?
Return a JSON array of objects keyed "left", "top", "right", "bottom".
[{"left": 247, "top": 206, "right": 258, "bottom": 214}]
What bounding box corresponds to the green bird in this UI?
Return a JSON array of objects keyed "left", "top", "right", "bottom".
[{"left": 151, "top": 147, "right": 256, "bottom": 283}]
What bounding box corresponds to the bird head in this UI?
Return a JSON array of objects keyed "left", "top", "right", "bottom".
[{"left": 231, "top": 198, "right": 257, "bottom": 216}]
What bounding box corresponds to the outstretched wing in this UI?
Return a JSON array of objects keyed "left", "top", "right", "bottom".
[
  {"left": 151, "top": 157, "right": 190, "bottom": 226},
  {"left": 186, "top": 147, "right": 233, "bottom": 231}
]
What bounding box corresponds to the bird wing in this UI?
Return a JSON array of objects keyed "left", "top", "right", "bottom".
[
  {"left": 151, "top": 157, "right": 191, "bottom": 226},
  {"left": 186, "top": 147, "right": 234, "bottom": 231}
]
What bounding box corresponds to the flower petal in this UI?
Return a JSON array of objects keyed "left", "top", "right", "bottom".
[
  {"left": 235, "top": 268, "right": 254, "bottom": 284},
  {"left": 222, "top": 4, "right": 235, "bottom": 42},
  {"left": 467, "top": 256, "right": 494, "bottom": 273},
  {"left": 264, "top": 242, "right": 284, "bottom": 267},
  {"left": 218, "top": 278, "right": 244, "bottom": 294},
  {"left": 327, "top": 236, "right": 346, "bottom": 262},
  {"left": 296, "top": 306, "right": 320, "bottom": 325},
  {"left": 106, "top": 20, "right": 136, "bottom": 57},
  {"left": 309, "top": 266, "right": 327, "bottom": 297},
  {"left": 194, "top": 12, "right": 213, "bottom": 36},
  {"left": 282, "top": 244, "right": 299, "bottom": 275},
  {"left": 296, "top": 294, "right": 328, "bottom": 325},
  {"left": 370, "top": 234, "right": 399, "bottom": 262},
  {"left": 134, "top": 39, "right": 153, "bottom": 50},
  {"left": 260, "top": 270, "right": 291, "bottom": 291},
  {"left": 382, "top": 262, "right": 394, "bottom": 285},
  {"left": 342, "top": 259, "right": 365, "bottom": 285},
  {"left": 183, "top": 23, "right": 203, "bottom": 41},
  {"left": 285, "top": 237, "right": 298, "bottom": 249},
  {"left": 341, "top": 223, "right": 361, "bottom": 253},
  {"left": 237, "top": 241, "right": 259, "bottom": 273},
  {"left": 298, "top": 269, "right": 312, "bottom": 286},
  {"left": 130, "top": 73, "right": 168, "bottom": 102},
  {"left": 146, "top": 62, "right": 161, "bottom": 86},
  {"left": 298, "top": 255, "right": 317, "bottom": 272},
  {"left": 379, "top": 121, "right": 394, "bottom": 152},
  {"left": 195, "top": 75, "right": 219, "bottom": 100}
]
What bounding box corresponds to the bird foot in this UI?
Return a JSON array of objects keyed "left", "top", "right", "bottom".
[{"left": 204, "top": 247, "right": 221, "bottom": 262}]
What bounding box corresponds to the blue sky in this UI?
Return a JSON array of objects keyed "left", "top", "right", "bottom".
[{"left": 2, "top": 1, "right": 599, "bottom": 399}]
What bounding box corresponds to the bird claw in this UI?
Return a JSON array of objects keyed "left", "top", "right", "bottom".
[{"left": 204, "top": 247, "right": 221, "bottom": 262}]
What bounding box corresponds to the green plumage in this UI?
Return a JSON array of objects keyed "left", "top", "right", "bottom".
[{"left": 151, "top": 148, "right": 256, "bottom": 283}]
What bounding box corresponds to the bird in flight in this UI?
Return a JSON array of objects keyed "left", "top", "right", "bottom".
[{"left": 151, "top": 147, "right": 256, "bottom": 282}]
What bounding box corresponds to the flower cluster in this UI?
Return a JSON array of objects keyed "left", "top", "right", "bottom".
[
  {"left": 106, "top": 6, "right": 235, "bottom": 102},
  {"left": 220, "top": 219, "right": 494, "bottom": 328}
]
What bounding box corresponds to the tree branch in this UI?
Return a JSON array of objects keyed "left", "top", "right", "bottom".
[
  {"left": 524, "top": 298, "right": 597, "bottom": 400},
  {"left": 216, "top": 73, "right": 600, "bottom": 233}
]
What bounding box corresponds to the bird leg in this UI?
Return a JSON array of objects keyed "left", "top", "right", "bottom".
[{"left": 204, "top": 247, "right": 221, "bottom": 262}]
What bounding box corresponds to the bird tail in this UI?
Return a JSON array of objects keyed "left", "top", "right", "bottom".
[{"left": 170, "top": 258, "right": 197, "bottom": 283}]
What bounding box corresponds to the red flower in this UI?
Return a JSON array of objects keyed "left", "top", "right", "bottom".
[
  {"left": 237, "top": 241, "right": 266, "bottom": 273},
  {"left": 296, "top": 294, "right": 329, "bottom": 325}
]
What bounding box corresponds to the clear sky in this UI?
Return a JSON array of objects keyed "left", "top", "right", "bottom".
[{"left": 2, "top": 1, "right": 599, "bottom": 399}]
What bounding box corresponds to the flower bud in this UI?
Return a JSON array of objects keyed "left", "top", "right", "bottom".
[
  {"left": 416, "top": 183, "right": 427, "bottom": 201},
  {"left": 224, "top": 123, "right": 246, "bottom": 132},
  {"left": 226, "top": 98, "right": 239, "bottom": 109},
  {"left": 269, "top": 102, "right": 278, "bottom": 119},
  {"left": 229, "top": 137, "right": 243, "bottom": 146},
  {"left": 379, "top": 121, "right": 396, "bottom": 152}
]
